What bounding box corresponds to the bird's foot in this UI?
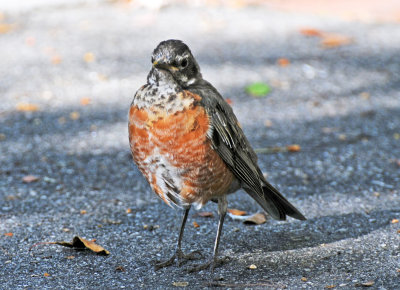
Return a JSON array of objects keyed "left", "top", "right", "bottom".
[
  {"left": 154, "top": 249, "right": 202, "bottom": 270},
  {"left": 187, "top": 256, "right": 229, "bottom": 273}
]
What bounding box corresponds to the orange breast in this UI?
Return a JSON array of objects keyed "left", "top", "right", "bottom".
[{"left": 129, "top": 90, "right": 234, "bottom": 207}]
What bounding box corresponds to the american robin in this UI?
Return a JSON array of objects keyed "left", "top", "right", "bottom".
[{"left": 128, "top": 39, "right": 306, "bottom": 272}]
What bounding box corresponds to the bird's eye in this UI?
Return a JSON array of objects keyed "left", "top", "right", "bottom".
[{"left": 180, "top": 58, "right": 188, "bottom": 68}]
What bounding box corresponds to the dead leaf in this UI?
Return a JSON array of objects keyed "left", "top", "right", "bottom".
[
  {"left": 299, "top": 28, "right": 323, "bottom": 37},
  {"left": 69, "top": 111, "right": 80, "bottom": 120},
  {"left": 43, "top": 272, "right": 50, "bottom": 277},
  {"left": 84, "top": 52, "right": 95, "bottom": 63},
  {"left": 361, "top": 281, "right": 374, "bottom": 287},
  {"left": 80, "top": 97, "right": 91, "bottom": 106},
  {"left": 321, "top": 34, "right": 353, "bottom": 48},
  {"left": 22, "top": 175, "right": 39, "bottom": 183},
  {"left": 277, "top": 58, "right": 290, "bottom": 67},
  {"left": 195, "top": 211, "right": 214, "bottom": 218},
  {"left": 29, "top": 236, "right": 109, "bottom": 255},
  {"left": 80, "top": 210, "right": 87, "bottom": 215},
  {"left": 228, "top": 208, "right": 247, "bottom": 216},
  {"left": 172, "top": 281, "right": 189, "bottom": 287},
  {"left": 4, "top": 232, "right": 13, "bottom": 237},
  {"left": 264, "top": 120, "right": 273, "bottom": 127},
  {"left": 0, "top": 23, "right": 14, "bottom": 34},
  {"left": 248, "top": 264, "right": 257, "bottom": 269},
  {"left": 115, "top": 265, "right": 125, "bottom": 272},
  {"left": 0, "top": 133, "right": 5, "bottom": 141},
  {"left": 25, "top": 36, "right": 36, "bottom": 46},
  {"left": 325, "top": 285, "right": 336, "bottom": 289},
  {"left": 193, "top": 221, "right": 200, "bottom": 228},
  {"left": 244, "top": 213, "right": 267, "bottom": 225},
  {"left": 301, "top": 277, "right": 308, "bottom": 282},
  {"left": 287, "top": 144, "right": 301, "bottom": 152},
  {"left": 16, "top": 103, "right": 39, "bottom": 112},
  {"left": 125, "top": 208, "right": 132, "bottom": 214},
  {"left": 51, "top": 55, "right": 62, "bottom": 64},
  {"left": 66, "top": 255, "right": 75, "bottom": 259},
  {"left": 391, "top": 219, "right": 399, "bottom": 224}
]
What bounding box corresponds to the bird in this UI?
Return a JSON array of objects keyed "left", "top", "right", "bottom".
[{"left": 128, "top": 39, "right": 306, "bottom": 272}]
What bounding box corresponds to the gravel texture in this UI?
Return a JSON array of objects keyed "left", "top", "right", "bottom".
[{"left": 1, "top": 1, "right": 400, "bottom": 289}]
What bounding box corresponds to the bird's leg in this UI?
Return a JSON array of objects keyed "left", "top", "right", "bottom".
[
  {"left": 155, "top": 206, "right": 202, "bottom": 270},
  {"left": 187, "top": 195, "right": 229, "bottom": 273}
]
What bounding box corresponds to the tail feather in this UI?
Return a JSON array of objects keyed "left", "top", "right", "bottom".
[{"left": 245, "top": 182, "right": 306, "bottom": 221}]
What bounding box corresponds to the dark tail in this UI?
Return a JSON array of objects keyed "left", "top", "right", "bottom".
[{"left": 245, "top": 182, "right": 306, "bottom": 221}]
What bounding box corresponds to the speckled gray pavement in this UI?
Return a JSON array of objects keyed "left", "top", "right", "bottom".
[{"left": 1, "top": 1, "right": 400, "bottom": 289}]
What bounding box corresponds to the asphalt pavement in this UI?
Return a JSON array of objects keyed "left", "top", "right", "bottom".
[{"left": 1, "top": 1, "right": 400, "bottom": 289}]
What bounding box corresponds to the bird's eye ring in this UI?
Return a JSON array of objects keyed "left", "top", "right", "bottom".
[{"left": 180, "top": 58, "right": 188, "bottom": 68}]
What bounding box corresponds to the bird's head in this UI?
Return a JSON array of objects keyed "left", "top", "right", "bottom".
[{"left": 151, "top": 39, "right": 202, "bottom": 88}]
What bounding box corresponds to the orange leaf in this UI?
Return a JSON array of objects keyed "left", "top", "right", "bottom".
[
  {"left": 22, "top": 175, "right": 39, "bottom": 183},
  {"left": 4, "top": 232, "right": 13, "bottom": 237},
  {"left": 0, "top": 23, "right": 14, "bottom": 34},
  {"left": 44, "top": 272, "right": 50, "bottom": 277},
  {"left": 299, "top": 28, "right": 323, "bottom": 37},
  {"left": 277, "top": 58, "right": 290, "bottom": 67},
  {"left": 196, "top": 211, "right": 214, "bottom": 218},
  {"left": 287, "top": 144, "right": 301, "bottom": 152},
  {"left": 84, "top": 52, "right": 95, "bottom": 63},
  {"left": 69, "top": 111, "right": 80, "bottom": 120},
  {"left": 228, "top": 208, "right": 247, "bottom": 216},
  {"left": 301, "top": 277, "right": 308, "bottom": 282},
  {"left": 80, "top": 210, "right": 87, "bottom": 215},
  {"left": 16, "top": 103, "right": 39, "bottom": 112},
  {"left": 321, "top": 34, "right": 352, "bottom": 48},
  {"left": 192, "top": 221, "right": 200, "bottom": 228},
  {"left": 125, "top": 208, "right": 132, "bottom": 214},
  {"left": 54, "top": 236, "right": 110, "bottom": 255},
  {"left": 80, "top": 97, "right": 91, "bottom": 106},
  {"left": 391, "top": 219, "right": 399, "bottom": 224},
  {"left": 243, "top": 213, "right": 267, "bottom": 225},
  {"left": 51, "top": 55, "right": 62, "bottom": 64}
]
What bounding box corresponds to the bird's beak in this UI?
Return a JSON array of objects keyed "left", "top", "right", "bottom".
[{"left": 152, "top": 60, "right": 179, "bottom": 72}]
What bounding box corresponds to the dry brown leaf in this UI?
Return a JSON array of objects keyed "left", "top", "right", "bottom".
[
  {"left": 301, "top": 277, "right": 308, "bottom": 282},
  {"left": 22, "top": 175, "right": 39, "bottom": 183},
  {"left": 172, "top": 281, "right": 189, "bottom": 287},
  {"left": 244, "top": 213, "right": 267, "bottom": 225},
  {"left": 196, "top": 211, "right": 214, "bottom": 218},
  {"left": 54, "top": 236, "right": 110, "bottom": 255},
  {"left": 361, "top": 281, "right": 374, "bottom": 287},
  {"left": 193, "top": 221, "right": 200, "bottom": 228},
  {"left": 125, "top": 208, "right": 132, "bottom": 214},
  {"left": 4, "top": 232, "right": 13, "bottom": 237},
  {"left": 51, "top": 55, "right": 62, "bottom": 64},
  {"left": 248, "top": 264, "right": 257, "bottom": 269},
  {"left": 299, "top": 28, "right": 323, "bottom": 37},
  {"left": 0, "top": 23, "right": 14, "bottom": 34},
  {"left": 43, "top": 272, "right": 50, "bottom": 277},
  {"left": 70, "top": 111, "right": 80, "bottom": 120},
  {"left": 325, "top": 285, "right": 336, "bottom": 289},
  {"left": 80, "top": 97, "right": 91, "bottom": 106},
  {"left": 115, "top": 265, "right": 125, "bottom": 272},
  {"left": 84, "top": 52, "right": 95, "bottom": 63},
  {"left": 277, "top": 58, "right": 290, "bottom": 67},
  {"left": 66, "top": 255, "right": 75, "bottom": 259},
  {"left": 321, "top": 34, "right": 353, "bottom": 48},
  {"left": 287, "top": 144, "right": 301, "bottom": 152},
  {"left": 16, "top": 103, "right": 39, "bottom": 112},
  {"left": 228, "top": 208, "right": 247, "bottom": 216},
  {"left": 80, "top": 210, "right": 87, "bottom": 215},
  {"left": 391, "top": 219, "right": 399, "bottom": 224}
]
